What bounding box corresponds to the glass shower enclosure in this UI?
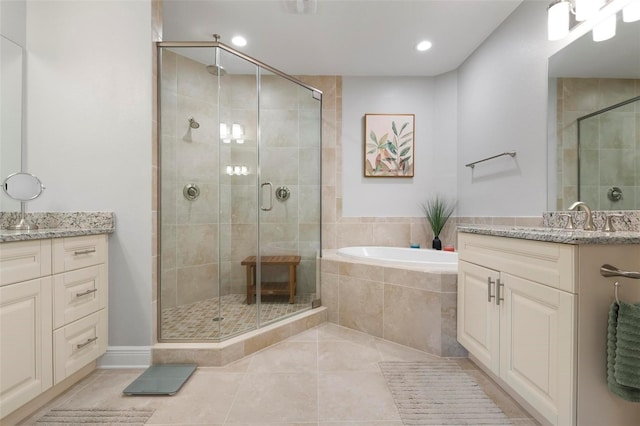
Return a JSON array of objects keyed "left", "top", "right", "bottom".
[{"left": 157, "top": 41, "right": 322, "bottom": 342}]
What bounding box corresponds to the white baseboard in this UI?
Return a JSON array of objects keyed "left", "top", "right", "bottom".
[{"left": 97, "top": 346, "right": 151, "bottom": 369}]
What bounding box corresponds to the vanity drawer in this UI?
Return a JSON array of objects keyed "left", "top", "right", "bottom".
[
  {"left": 53, "top": 309, "right": 107, "bottom": 384},
  {"left": 53, "top": 235, "right": 106, "bottom": 274},
  {"left": 0, "top": 239, "right": 52, "bottom": 286},
  {"left": 458, "top": 233, "right": 577, "bottom": 293},
  {"left": 53, "top": 265, "right": 106, "bottom": 329}
]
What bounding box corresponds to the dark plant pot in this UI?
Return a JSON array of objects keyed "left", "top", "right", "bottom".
[{"left": 432, "top": 236, "right": 442, "bottom": 250}]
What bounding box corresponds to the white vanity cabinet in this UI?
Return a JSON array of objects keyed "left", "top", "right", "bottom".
[
  {"left": 457, "top": 231, "right": 640, "bottom": 426},
  {"left": 457, "top": 233, "right": 576, "bottom": 426},
  {"left": 0, "top": 234, "right": 108, "bottom": 420}
]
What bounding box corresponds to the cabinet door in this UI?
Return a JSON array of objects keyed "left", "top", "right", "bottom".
[
  {"left": 499, "top": 273, "right": 575, "bottom": 426},
  {"left": 457, "top": 260, "right": 500, "bottom": 373},
  {"left": 0, "top": 277, "right": 53, "bottom": 416}
]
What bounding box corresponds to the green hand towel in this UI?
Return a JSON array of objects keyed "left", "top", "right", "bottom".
[{"left": 607, "top": 301, "right": 640, "bottom": 402}]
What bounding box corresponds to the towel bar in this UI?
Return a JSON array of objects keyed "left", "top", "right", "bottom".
[{"left": 600, "top": 264, "right": 640, "bottom": 279}]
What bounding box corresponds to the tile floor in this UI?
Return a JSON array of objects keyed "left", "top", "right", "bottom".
[
  {"left": 20, "top": 323, "right": 539, "bottom": 425},
  {"left": 161, "top": 294, "right": 316, "bottom": 340}
]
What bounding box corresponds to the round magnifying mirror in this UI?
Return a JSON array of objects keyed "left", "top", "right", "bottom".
[
  {"left": 2, "top": 173, "right": 45, "bottom": 231},
  {"left": 2, "top": 172, "right": 45, "bottom": 201}
]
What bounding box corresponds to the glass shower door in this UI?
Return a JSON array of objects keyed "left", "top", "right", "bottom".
[
  {"left": 217, "top": 48, "right": 260, "bottom": 337},
  {"left": 257, "top": 69, "right": 322, "bottom": 325}
]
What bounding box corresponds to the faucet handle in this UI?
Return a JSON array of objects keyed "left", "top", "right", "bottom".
[
  {"left": 557, "top": 213, "right": 574, "bottom": 229},
  {"left": 604, "top": 214, "right": 625, "bottom": 232}
]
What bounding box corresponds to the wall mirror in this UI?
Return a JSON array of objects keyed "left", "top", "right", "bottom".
[
  {"left": 2, "top": 172, "right": 45, "bottom": 230},
  {"left": 548, "top": 14, "right": 640, "bottom": 211},
  {"left": 0, "top": 35, "right": 24, "bottom": 212}
]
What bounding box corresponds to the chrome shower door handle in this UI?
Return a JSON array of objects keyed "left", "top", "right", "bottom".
[{"left": 260, "top": 182, "right": 273, "bottom": 211}]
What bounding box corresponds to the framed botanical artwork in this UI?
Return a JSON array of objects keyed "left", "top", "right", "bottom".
[{"left": 364, "top": 113, "right": 415, "bottom": 177}]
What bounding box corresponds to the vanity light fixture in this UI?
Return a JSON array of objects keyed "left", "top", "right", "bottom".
[
  {"left": 231, "top": 35, "right": 247, "bottom": 47},
  {"left": 416, "top": 40, "right": 432, "bottom": 52},
  {"left": 225, "top": 165, "right": 249, "bottom": 176},
  {"left": 623, "top": 0, "right": 640, "bottom": 21},
  {"left": 220, "top": 122, "right": 245, "bottom": 143},
  {"left": 548, "top": 0, "right": 628, "bottom": 42}
]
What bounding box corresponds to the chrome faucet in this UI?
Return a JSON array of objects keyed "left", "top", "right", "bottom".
[{"left": 568, "top": 201, "right": 596, "bottom": 231}]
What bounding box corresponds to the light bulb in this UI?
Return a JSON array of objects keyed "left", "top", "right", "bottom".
[
  {"left": 548, "top": 0, "right": 570, "bottom": 41},
  {"left": 241, "top": 166, "right": 248, "bottom": 175},
  {"left": 233, "top": 166, "right": 241, "bottom": 175},
  {"left": 226, "top": 166, "right": 233, "bottom": 175},
  {"left": 575, "top": 0, "right": 600, "bottom": 22},
  {"left": 235, "top": 139, "right": 245, "bottom": 144},
  {"left": 220, "top": 123, "right": 229, "bottom": 138},
  {"left": 623, "top": 0, "right": 640, "bottom": 22},
  {"left": 593, "top": 14, "right": 616, "bottom": 41}
]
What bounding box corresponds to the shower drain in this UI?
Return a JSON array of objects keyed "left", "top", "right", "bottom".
[{"left": 212, "top": 317, "right": 224, "bottom": 322}]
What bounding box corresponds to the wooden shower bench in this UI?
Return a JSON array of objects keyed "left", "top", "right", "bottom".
[{"left": 241, "top": 255, "right": 301, "bottom": 305}]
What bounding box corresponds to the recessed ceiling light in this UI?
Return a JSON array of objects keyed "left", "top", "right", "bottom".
[
  {"left": 416, "top": 40, "right": 432, "bottom": 52},
  {"left": 231, "top": 36, "right": 247, "bottom": 47}
]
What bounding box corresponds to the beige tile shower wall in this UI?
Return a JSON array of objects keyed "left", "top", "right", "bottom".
[
  {"left": 160, "top": 51, "right": 221, "bottom": 309},
  {"left": 556, "top": 78, "right": 640, "bottom": 210}
]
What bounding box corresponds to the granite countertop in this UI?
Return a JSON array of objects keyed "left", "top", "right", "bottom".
[
  {"left": 458, "top": 225, "right": 640, "bottom": 245},
  {"left": 0, "top": 212, "right": 115, "bottom": 243}
]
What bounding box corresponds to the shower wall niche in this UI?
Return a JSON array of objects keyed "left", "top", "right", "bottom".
[{"left": 158, "top": 43, "right": 322, "bottom": 342}]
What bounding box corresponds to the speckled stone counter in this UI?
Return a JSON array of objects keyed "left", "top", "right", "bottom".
[
  {"left": 458, "top": 224, "right": 640, "bottom": 245},
  {"left": 0, "top": 212, "right": 114, "bottom": 242}
]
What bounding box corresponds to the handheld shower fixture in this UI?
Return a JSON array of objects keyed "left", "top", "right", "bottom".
[{"left": 188, "top": 117, "right": 200, "bottom": 129}]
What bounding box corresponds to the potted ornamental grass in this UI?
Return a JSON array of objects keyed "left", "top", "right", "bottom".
[{"left": 421, "top": 195, "right": 455, "bottom": 250}]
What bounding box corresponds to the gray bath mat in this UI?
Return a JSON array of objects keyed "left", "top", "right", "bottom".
[
  {"left": 36, "top": 408, "right": 154, "bottom": 424},
  {"left": 379, "top": 361, "right": 512, "bottom": 425},
  {"left": 123, "top": 363, "right": 197, "bottom": 396}
]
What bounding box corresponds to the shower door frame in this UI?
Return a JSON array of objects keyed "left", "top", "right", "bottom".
[{"left": 156, "top": 41, "right": 323, "bottom": 343}]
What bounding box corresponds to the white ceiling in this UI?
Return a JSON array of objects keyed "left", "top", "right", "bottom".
[{"left": 162, "top": 0, "right": 523, "bottom": 77}]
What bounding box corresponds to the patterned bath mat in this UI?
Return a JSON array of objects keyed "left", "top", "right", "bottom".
[
  {"left": 35, "top": 408, "right": 154, "bottom": 424},
  {"left": 379, "top": 361, "right": 512, "bottom": 425}
]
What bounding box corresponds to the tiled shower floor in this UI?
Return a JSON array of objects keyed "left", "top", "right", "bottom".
[{"left": 160, "top": 293, "right": 315, "bottom": 340}]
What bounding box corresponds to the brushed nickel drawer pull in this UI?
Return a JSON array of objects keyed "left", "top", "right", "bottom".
[
  {"left": 76, "top": 288, "right": 98, "bottom": 298},
  {"left": 496, "top": 278, "right": 504, "bottom": 305},
  {"left": 76, "top": 337, "right": 98, "bottom": 349},
  {"left": 74, "top": 248, "right": 96, "bottom": 256},
  {"left": 487, "top": 277, "right": 495, "bottom": 302}
]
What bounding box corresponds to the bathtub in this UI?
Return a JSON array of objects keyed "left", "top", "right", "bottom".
[
  {"left": 321, "top": 246, "right": 466, "bottom": 357},
  {"left": 336, "top": 246, "right": 458, "bottom": 268}
]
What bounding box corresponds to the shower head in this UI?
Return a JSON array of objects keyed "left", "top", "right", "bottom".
[
  {"left": 206, "top": 64, "right": 226, "bottom": 76},
  {"left": 188, "top": 117, "right": 200, "bottom": 129}
]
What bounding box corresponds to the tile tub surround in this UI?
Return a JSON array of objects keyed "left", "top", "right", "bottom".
[
  {"left": 321, "top": 250, "right": 467, "bottom": 357},
  {"left": 0, "top": 211, "right": 115, "bottom": 242}
]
